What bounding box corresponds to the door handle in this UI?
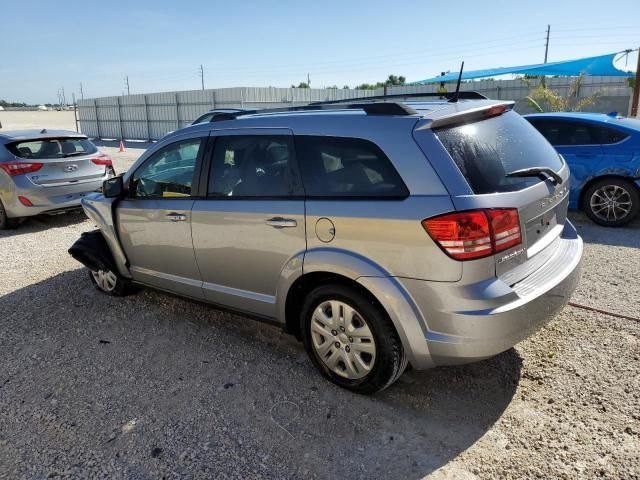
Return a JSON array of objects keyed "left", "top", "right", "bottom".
[
  {"left": 265, "top": 217, "right": 297, "bottom": 228},
  {"left": 166, "top": 212, "right": 187, "bottom": 222}
]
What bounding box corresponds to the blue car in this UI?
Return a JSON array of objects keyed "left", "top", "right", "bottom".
[{"left": 525, "top": 112, "right": 640, "bottom": 226}]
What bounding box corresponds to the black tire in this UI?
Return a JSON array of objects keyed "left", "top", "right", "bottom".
[
  {"left": 0, "top": 200, "right": 19, "bottom": 230},
  {"left": 582, "top": 178, "right": 639, "bottom": 227},
  {"left": 87, "top": 268, "right": 131, "bottom": 297},
  {"left": 301, "top": 283, "right": 407, "bottom": 394}
]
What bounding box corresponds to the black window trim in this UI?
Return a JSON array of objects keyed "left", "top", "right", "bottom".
[
  {"left": 528, "top": 117, "right": 630, "bottom": 148},
  {"left": 127, "top": 135, "right": 208, "bottom": 200}
]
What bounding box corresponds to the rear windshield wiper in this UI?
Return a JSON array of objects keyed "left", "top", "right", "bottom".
[
  {"left": 63, "top": 151, "right": 88, "bottom": 158},
  {"left": 505, "top": 167, "right": 563, "bottom": 185}
]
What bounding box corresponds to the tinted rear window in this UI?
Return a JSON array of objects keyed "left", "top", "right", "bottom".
[
  {"left": 6, "top": 138, "right": 97, "bottom": 159},
  {"left": 436, "top": 111, "right": 563, "bottom": 194}
]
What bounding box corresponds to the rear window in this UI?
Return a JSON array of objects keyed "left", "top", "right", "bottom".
[
  {"left": 435, "top": 111, "right": 563, "bottom": 194},
  {"left": 6, "top": 138, "right": 98, "bottom": 159}
]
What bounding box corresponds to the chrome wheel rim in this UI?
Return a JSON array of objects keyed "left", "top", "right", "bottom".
[
  {"left": 310, "top": 300, "right": 376, "bottom": 380},
  {"left": 91, "top": 269, "right": 117, "bottom": 292},
  {"left": 590, "top": 185, "right": 633, "bottom": 223}
]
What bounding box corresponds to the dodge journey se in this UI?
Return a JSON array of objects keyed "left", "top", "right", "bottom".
[{"left": 70, "top": 94, "right": 582, "bottom": 393}]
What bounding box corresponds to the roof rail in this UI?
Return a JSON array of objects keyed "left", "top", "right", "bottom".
[
  {"left": 210, "top": 101, "right": 417, "bottom": 122},
  {"left": 310, "top": 91, "right": 487, "bottom": 105}
]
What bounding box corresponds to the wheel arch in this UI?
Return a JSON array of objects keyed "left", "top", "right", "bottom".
[{"left": 278, "top": 247, "right": 434, "bottom": 369}]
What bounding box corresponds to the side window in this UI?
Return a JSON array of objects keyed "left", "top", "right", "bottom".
[
  {"left": 593, "top": 126, "right": 628, "bottom": 144},
  {"left": 295, "top": 136, "right": 408, "bottom": 197},
  {"left": 532, "top": 120, "right": 598, "bottom": 146},
  {"left": 131, "top": 138, "right": 202, "bottom": 198},
  {"left": 208, "top": 135, "right": 300, "bottom": 197}
]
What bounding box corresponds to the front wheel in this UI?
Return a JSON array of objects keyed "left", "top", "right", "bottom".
[
  {"left": 88, "top": 268, "right": 131, "bottom": 296},
  {"left": 582, "top": 178, "right": 639, "bottom": 227},
  {"left": 301, "top": 284, "right": 407, "bottom": 394}
]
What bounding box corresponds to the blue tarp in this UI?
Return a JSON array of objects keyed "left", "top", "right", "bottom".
[{"left": 412, "top": 52, "right": 634, "bottom": 84}]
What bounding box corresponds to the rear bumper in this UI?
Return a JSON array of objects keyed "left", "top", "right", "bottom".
[
  {"left": 1, "top": 176, "right": 108, "bottom": 218},
  {"left": 398, "top": 221, "right": 583, "bottom": 369}
]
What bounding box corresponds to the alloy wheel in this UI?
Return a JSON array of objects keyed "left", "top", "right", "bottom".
[
  {"left": 589, "top": 184, "right": 633, "bottom": 223},
  {"left": 91, "top": 269, "right": 118, "bottom": 292},
  {"left": 310, "top": 300, "right": 376, "bottom": 380}
]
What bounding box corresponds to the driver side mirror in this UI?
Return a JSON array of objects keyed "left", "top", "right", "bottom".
[{"left": 102, "top": 176, "right": 125, "bottom": 198}]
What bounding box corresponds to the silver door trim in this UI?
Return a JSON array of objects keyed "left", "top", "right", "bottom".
[
  {"left": 202, "top": 281, "right": 275, "bottom": 305},
  {"left": 130, "top": 266, "right": 203, "bottom": 288}
]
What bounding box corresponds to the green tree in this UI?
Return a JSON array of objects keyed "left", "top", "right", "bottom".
[
  {"left": 355, "top": 74, "right": 407, "bottom": 90},
  {"left": 291, "top": 82, "right": 310, "bottom": 89}
]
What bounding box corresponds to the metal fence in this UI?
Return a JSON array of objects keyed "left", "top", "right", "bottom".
[
  {"left": 77, "top": 77, "right": 633, "bottom": 141},
  {"left": 77, "top": 87, "right": 377, "bottom": 140}
]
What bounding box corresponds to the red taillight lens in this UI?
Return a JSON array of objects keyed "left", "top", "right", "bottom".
[
  {"left": 422, "top": 208, "right": 521, "bottom": 261},
  {"left": 0, "top": 162, "right": 43, "bottom": 176},
  {"left": 91, "top": 153, "right": 113, "bottom": 167},
  {"left": 422, "top": 211, "right": 493, "bottom": 260},
  {"left": 487, "top": 208, "right": 522, "bottom": 253}
]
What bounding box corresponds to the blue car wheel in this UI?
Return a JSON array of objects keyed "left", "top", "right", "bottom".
[{"left": 582, "top": 178, "right": 639, "bottom": 227}]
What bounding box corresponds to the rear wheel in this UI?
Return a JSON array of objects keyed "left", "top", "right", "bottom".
[
  {"left": 582, "top": 178, "right": 639, "bottom": 227},
  {"left": 301, "top": 284, "right": 407, "bottom": 394},
  {"left": 88, "top": 268, "right": 130, "bottom": 296},
  {"left": 0, "top": 200, "right": 19, "bottom": 230}
]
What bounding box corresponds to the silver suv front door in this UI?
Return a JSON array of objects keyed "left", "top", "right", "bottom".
[{"left": 116, "top": 134, "right": 207, "bottom": 298}]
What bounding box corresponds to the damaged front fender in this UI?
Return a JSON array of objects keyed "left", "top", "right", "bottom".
[{"left": 78, "top": 193, "right": 131, "bottom": 278}]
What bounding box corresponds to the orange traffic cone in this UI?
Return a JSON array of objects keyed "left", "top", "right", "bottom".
[{"left": 118, "top": 140, "right": 126, "bottom": 152}]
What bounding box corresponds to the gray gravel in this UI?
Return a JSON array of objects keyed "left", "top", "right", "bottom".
[
  {"left": 0, "top": 114, "right": 639, "bottom": 479},
  {"left": 0, "top": 210, "right": 638, "bottom": 479}
]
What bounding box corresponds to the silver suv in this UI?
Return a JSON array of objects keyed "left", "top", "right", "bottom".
[{"left": 69, "top": 95, "right": 583, "bottom": 393}]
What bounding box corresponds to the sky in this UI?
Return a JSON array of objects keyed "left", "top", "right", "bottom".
[{"left": 1, "top": 0, "right": 639, "bottom": 104}]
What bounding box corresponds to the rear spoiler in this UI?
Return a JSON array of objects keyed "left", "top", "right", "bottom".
[{"left": 417, "top": 101, "right": 515, "bottom": 130}]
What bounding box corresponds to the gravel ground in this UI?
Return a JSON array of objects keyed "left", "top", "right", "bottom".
[{"left": 0, "top": 112, "right": 639, "bottom": 479}]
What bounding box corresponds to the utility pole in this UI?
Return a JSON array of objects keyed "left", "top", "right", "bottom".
[
  {"left": 61, "top": 86, "right": 66, "bottom": 106},
  {"left": 307, "top": 73, "right": 311, "bottom": 87},
  {"left": 79, "top": 82, "right": 84, "bottom": 100},
  {"left": 631, "top": 48, "right": 640, "bottom": 117},
  {"left": 200, "top": 64, "right": 205, "bottom": 90},
  {"left": 124, "top": 76, "right": 130, "bottom": 95},
  {"left": 544, "top": 24, "right": 551, "bottom": 63},
  {"left": 72, "top": 93, "right": 79, "bottom": 132}
]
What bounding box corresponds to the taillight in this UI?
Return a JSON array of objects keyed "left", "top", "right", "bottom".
[
  {"left": 0, "top": 162, "right": 43, "bottom": 176},
  {"left": 486, "top": 209, "right": 522, "bottom": 252},
  {"left": 422, "top": 208, "right": 521, "bottom": 261},
  {"left": 91, "top": 153, "right": 113, "bottom": 167}
]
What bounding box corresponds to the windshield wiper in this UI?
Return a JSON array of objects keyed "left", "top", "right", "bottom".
[
  {"left": 505, "top": 167, "right": 563, "bottom": 185},
  {"left": 62, "top": 151, "right": 87, "bottom": 158}
]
